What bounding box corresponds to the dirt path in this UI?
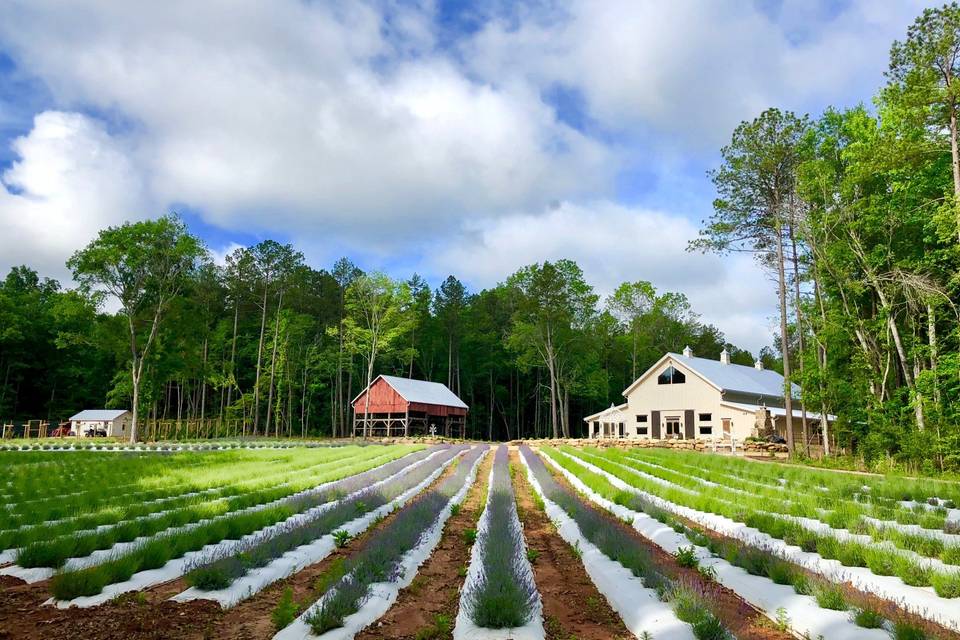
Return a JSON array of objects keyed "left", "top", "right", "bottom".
[
  {"left": 356, "top": 449, "right": 493, "bottom": 640},
  {"left": 509, "top": 449, "right": 633, "bottom": 640}
]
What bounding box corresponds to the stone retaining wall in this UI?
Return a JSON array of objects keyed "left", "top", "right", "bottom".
[{"left": 510, "top": 437, "right": 789, "bottom": 457}]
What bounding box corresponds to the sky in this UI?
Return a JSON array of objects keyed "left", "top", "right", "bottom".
[{"left": 0, "top": 0, "right": 937, "bottom": 354}]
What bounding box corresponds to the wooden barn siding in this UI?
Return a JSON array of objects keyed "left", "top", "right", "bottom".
[{"left": 352, "top": 378, "right": 467, "bottom": 417}]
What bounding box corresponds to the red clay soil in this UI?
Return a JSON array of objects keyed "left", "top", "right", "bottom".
[
  {"left": 535, "top": 453, "right": 793, "bottom": 640},
  {"left": 356, "top": 450, "right": 494, "bottom": 640},
  {"left": 0, "top": 455, "right": 466, "bottom": 640},
  {"left": 0, "top": 574, "right": 222, "bottom": 640},
  {"left": 508, "top": 450, "right": 633, "bottom": 640}
]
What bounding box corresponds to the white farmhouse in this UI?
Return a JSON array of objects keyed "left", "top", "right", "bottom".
[
  {"left": 584, "top": 347, "right": 833, "bottom": 444},
  {"left": 69, "top": 409, "right": 132, "bottom": 438}
]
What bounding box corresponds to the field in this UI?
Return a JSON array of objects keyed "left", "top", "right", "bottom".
[{"left": 1, "top": 443, "right": 959, "bottom": 639}]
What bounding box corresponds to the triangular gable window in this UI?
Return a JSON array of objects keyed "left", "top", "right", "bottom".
[{"left": 657, "top": 365, "right": 685, "bottom": 385}]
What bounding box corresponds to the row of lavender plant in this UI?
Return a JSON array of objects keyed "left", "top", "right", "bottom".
[
  {"left": 184, "top": 445, "right": 457, "bottom": 589},
  {"left": 47, "top": 448, "right": 432, "bottom": 600},
  {"left": 520, "top": 446, "right": 729, "bottom": 640},
  {"left": 460, "top": 445, "right": 539, "bottom": 629},
  {"left": 301, "top": 445, "right": 489, "bottom": 634}
]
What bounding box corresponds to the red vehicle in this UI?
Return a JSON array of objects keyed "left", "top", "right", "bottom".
[{"left": 51, "top": 423, "right": 74, "bottom": 438}]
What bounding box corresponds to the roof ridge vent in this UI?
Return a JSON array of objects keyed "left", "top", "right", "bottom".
[
  {"left": 720, "top": 348, "right": 730, "bottom": 365},
  {"left": 755, "top": 359, "right": 764, "bottom": 371},
  {"left": 682, "top": 345, "right": 693, "bottom": 358}
]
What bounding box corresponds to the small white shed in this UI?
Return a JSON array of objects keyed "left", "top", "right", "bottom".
[{"left": 69, "top": 410, "right": 132, "bottom": 438}]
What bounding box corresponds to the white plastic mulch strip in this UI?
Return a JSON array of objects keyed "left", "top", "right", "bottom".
[
  {"left": 541, "top": 452, "right": 887, "bottom": 640},
  {"left": 273, "top": 447, "right": 488, "bottom": 640},
  {"left": 579, "top": 450, "right": 960, "bottom": 575},
  {"left": 902, "top": 500, "right": 960, "bottom": 526},
  {"left": 632, "top": 452, "right": 960, "bottom": 544},
  {"left": 172, "top": 447, "right": 470, "bottom": 608},
  {"left": 42, "top": 451, "right": 442, "bottom": 607},
  {"left": 518, "top": 451, "right": 693, "bottom": 640},
  {"left": 453, "top": 448, "right": 544, "bottom": 640},
  {"left": 4, "top": 451, "right": 431, "bottom": 584},
  {"left": 556, "top": 450, "right": 960, "bottom": 633}
]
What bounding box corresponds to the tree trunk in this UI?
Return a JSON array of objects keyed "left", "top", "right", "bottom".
[
  {"left": 775, "top": 222, "right": 795, "bottom": 453},
  {"left": 226, "top": 294, "right": 239, "bottom": 411},
  {"left": 788, "top": 219, "right": 809, "bottom": 455},
  {"left": 488, "top": 370, "right": 494, "bottom": 442},
  {"left": 200, "top": 337, "right": 208, "bottom": 423},
  {"left": 949, "top": 100, "right": 960, "bottom": 242},
  {"left": 252, "top": 282, "right": 269, "bottom": 435},
  {"left": 928, "top": 302, "right": 941, "bottom": 406},
  {"left": 265, "top": 290, "right": 284, "bottom": 437}
]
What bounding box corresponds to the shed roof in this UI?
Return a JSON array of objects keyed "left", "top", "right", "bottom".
[
  {"left": 355, "top": 375, "right": 468, "bottom": 410},
  {"left": 69, "top": 409, "right": 130, "bottom": 421}
]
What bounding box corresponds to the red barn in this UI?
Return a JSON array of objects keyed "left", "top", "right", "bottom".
[{"left": 352, "top": 375, "right": 468, "bottom": 438}]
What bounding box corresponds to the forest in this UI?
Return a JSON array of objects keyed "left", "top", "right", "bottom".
[
  {"left": 0, "top": 231, "right": 747, "bottom": 444},
  {"left": 3, "top": 4, "right": 960, "bottom": 471}
]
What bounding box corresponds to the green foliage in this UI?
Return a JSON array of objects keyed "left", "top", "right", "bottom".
[
  {"left": 414, "top": 613, "right": 452, "bottom": 640},
  {"left": 813, "top": 583, "right": 847, "bottom": 611},
  {"left": 332, "top": 529, "right": 351, "bottom": 548},
  {"left": 271, "top": 587, "right": 301, "bottom": 631},
  {"left": 674, "top": 546, "right": 699, "bottom": 569},
  {"left": 852, "top": 608, "right": 885, "bottom": 629}
]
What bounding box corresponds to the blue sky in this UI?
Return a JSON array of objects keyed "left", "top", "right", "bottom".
[{"left": 0, "top": 0, "right": 936, "bottom": 353}]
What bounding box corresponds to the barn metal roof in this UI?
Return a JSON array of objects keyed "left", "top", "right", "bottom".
[
  {"left": 668, "top": 353, "right": 800, "bottom": 398},
  {"left": 367, "top": 375, "right": 468, "bottom": 409},
  {"left": 721, "top": 401, "right": 836, "bottom": 421},
  {"left": 69, "top": 409, "right": 130, "bottom": 421}
]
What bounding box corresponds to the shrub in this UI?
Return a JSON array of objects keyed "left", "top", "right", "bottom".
[
  {"left": 852, "top": 607, "right": 885, "bottom": 629},
  {"left": 675, "top": 546, "right": 699, "bottom": 569},
  {"left": 332, "top": 530, "right": 351, "bottom": 548},
  {"left": 767, "top": 561, "right": 793, "bottom": 586},
  {"left": 892, "top": 621, "right": 927, "bottom": 640},
  {"left": 931, "top": 571, "right": 960, "bottom": 598},
  {"left": 813, "top": 583, "right": 846, "bottom": 611}
]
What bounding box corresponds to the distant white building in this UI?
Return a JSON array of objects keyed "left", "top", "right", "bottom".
[
  {"left": 69, "top": 410, "right": 132, "bottom": 438},
  {"left": 584, "top": 347, "right": 834, "bottom": 443}
]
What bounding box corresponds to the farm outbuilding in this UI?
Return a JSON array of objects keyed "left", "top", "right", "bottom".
[
  {"left": 69, "top": 409, "right": 131, "bottom": 438},
  {"left": 584, "top": 346, "right": 835, "bottom": 448},
  {"left": 352, "top": 375, "right": 468, "bottom": 438}
]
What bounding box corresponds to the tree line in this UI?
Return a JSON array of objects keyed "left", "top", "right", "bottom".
[
  {"left": 0, "top": 220, "right": 747, "bottom": 442},
  {"left": 694, "top": 3, "right": 960, "bottom": 471}
]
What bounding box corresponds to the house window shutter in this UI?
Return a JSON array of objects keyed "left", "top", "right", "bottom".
[
  {"left": 684, "top": 409, "right": 695, "bottom": 439},
  {"left": 651, "top": 411, "right": 661, "bottom": 439}
]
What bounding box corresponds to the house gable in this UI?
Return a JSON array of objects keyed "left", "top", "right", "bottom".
[{"left": 623, "top": 354, "right": 722, "bottom": 397}]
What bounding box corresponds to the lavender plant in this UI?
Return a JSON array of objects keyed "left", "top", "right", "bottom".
[
  {"left": 462, "top": 446, "right": 538, "bottom": 629},
  {"left": 304, "top": 445, "right": 487, "bottom": 634},
  {"left": 523, "top": 446, "right": 729, "bottom": 639},
  {"left": 184, "top": 447, "right": 447, "bottom": 589}
]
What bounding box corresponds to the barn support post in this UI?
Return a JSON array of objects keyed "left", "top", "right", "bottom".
[{"left": 404, "top": 408, "right": 409, "bottom": 438}]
